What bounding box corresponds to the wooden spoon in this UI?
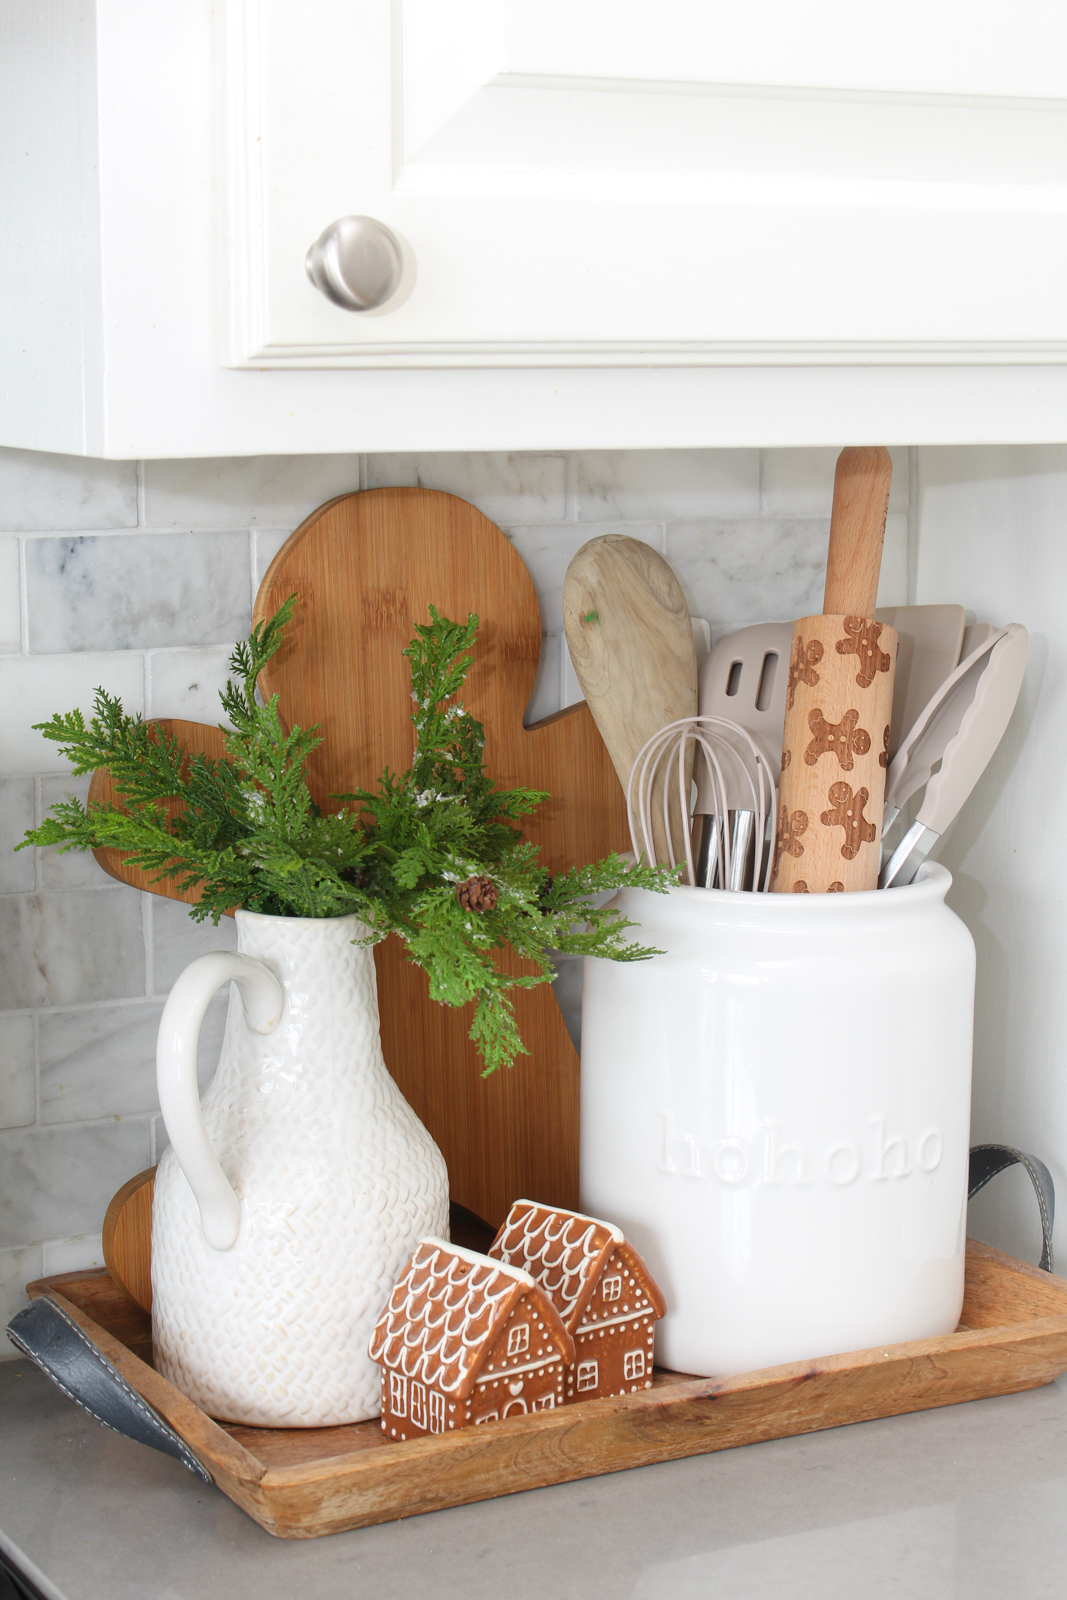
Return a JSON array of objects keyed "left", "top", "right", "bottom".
[{"left": 562, "top": 536, "right": 698, "bottom": 864}]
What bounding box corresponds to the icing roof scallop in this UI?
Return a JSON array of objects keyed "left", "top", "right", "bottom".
[
  {"left": 368, "top": 1237, "right": 572, "bottom": 1399},
  {"left": 489, "top": 1200, "right": 666, "bottom": 1330}
]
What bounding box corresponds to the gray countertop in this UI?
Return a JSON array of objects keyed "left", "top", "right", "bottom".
[{"left": 3, "top": 1357, "right": 1067, "bottom": 1600}]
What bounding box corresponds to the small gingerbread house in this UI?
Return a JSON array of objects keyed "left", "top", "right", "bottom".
[
  {"left": 368, "top": 1238, "right": 574, "bottom": 1440},
  {"left": 489, "top": 1201, "right": 666, "bottom": 1403}
]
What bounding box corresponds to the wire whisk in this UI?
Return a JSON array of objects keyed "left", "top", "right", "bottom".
[{"left": 626, "top": 716, "right": 777, "bottom": 892}]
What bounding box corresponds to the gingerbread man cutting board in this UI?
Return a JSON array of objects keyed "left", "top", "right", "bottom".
[{"left": 90, "top": 489, "right": 630, "bottom": 1228}]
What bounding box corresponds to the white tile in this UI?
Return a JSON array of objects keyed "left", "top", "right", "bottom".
[
  {"left": 151, "top": 1114, "right": 168, "bottom": 1162},
  {"left": 0, "top": 1014, "right": 35, "bottom": 1130},
  {"left": 0, "top": 890, "right": 146, "bottom": 1010},
  {"left": 0, "top": 537, "right": 20, "bottom": 651},
  {"left": 523, "top": 636, "right": 562, "bottom": 726},
  {"left": 876, "top": 512, "right": 909, "bottom": 609},
  {"left": 146, "top": 645, "right": 236, "bottom": 725},
  {"left": 505, "top": 524, "right": 664, "bottom": 635},
  {"left": 575, "top": 450, "right": 759, "bottom": 522},
  {"left": 25, "top": 531, "right": 251, "bottom": 652},
  {"left": 150, "top": 894, "right": 238, "bottom": 993},
  {"left": 0, "top": 777, "right": 35, "bottom": 890},
  {"left": 253, "top": 528, "right": 293, "bottom": 593},
  {"left": 0, "top": 651, "right": 144, "bottom": 775},
  {"left": 760, "top": 447, "right": 909, "bottom": 516},
  {"left": 40, "top": 1002, "right": 164, "bottom": 1122},
  {"left": 36, "top": 775, "right": 112, "bottom": 890},
  {"left": 665, "top": 519, "right": 829, "bottom": 636},
  {"left": 0, "top": 1243, "right": 43, "bottom": 1359},
  {"left": 41, "top": 1232, "right": 104, "bottom": 1275},
  {"left": 365, "top": 453, "right": 566, "bottom": 525},
  {"left": 0, "top": 1121, "right": 151, "bottom": 1248},
  {"left": 143, "top": 455, "right": 361, "bottom": 530},
  {"left": 0, "top": 448, "right": 137, "bottom": 532},
  {"left": 38, "top": 996, "right": 229, "bottom": 1124}
]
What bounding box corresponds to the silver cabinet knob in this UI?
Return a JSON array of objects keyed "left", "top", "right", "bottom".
[{"left": 304, "top": 216, "right": 404, "bottom": 312}]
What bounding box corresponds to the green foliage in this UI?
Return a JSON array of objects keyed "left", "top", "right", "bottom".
[{"left": 19, "top": 600, "right": 675, "bottom": 1074}]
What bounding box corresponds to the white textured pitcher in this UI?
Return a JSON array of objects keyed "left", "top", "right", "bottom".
[{"left": 151, "top": 910, "right": 449, "bottom": 1426}]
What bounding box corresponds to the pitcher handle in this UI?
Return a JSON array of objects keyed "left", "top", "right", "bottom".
[{"left": 156, "top": 951, "right": 283, "bottom": 1251}]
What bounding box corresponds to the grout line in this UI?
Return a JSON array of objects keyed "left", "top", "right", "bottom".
[
  {"left": 136, "top": 460, "right": 145, "bottom": 527},
  {"left": 18, "top": 536, "right": 29, "bottom": 653},
  {"left": 142, "top": 892, "right": 154, "bottom": 1001},
  {"left": 907, "top": 445, "right": 920, "bottom": 605},
  {"left": 0, "top": 1111, "right": 159, "bottom": 1139},
  {"left": 31, "top": 1012, "right": 40, "bottom": 1129},
  {"left": 0, "top": 994, "right": 166, "bottom": 1022},
  {"left": 564, "top": 453, "right": 578, "bottom": 522},
  {"left": 32, "top": 776, "right": 41, "bottom": 894}
]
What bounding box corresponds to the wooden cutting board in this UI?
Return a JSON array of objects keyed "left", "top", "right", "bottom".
[{"left": 92, "top": 489, "right": 631, "bottom": 1227}]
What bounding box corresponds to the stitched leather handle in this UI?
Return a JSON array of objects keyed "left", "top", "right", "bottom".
[
  {"left": 969, "top": 1143, "right": 1056, "bottom": 1273},
  {"left": 5, "top": 1296, "right": 211, "bottom": 1482}
]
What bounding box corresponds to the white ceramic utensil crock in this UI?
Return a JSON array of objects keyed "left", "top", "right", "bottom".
[
  {"left": 151, "top": 910, "right": 449, "bottom": 1426},
  {"left": 580, "top": 863, "right": 974, "bottom": 1376}
]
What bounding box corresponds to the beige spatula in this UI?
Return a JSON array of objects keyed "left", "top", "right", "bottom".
[
  {"left": 875, "top": 603, "right": 965, "bottom": 761},
  {"left": 563, "top": 535, "right": 698, "bottom": 864}
]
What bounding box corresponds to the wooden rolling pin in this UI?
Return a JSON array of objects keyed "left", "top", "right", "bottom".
[
  {"left": 563, "top": 535, "right": 697, "bottom": 865},
  {"left": 772, "top": 448, "right": 896, "bottom": 894}
]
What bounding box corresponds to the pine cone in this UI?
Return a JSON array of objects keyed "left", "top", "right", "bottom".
[{"left": 456, "top": 875, "right": 498, "bottom": 913}]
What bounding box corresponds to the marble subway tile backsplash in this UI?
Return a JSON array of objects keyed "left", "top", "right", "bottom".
[
  {"left": 0, "top": 1014, "right": 35, "bottom": 1130},
  {"left": 0, "top": 1120, "right": 151, "bottom": 1250},
  {"left": 0, "top": 448, "right": 137, "bottom": 532},
  {"left": 0, "top": 442, "right": 913, "bottom": 1351},
  {"left": 575, "top": 448, "right": 759, "bottom": 522},
  {"left": 25, "top": 531, "right": 253, "bottom": 653},
  {"left": 0, "top": 538, "right": 20, "bottom": 651},
  {"left": 0, "top": 650, "right": 146, "bottom": 776},
  {"left": 142, "top": 454, "right": 361, "bottom": 530},
  {"left": 365, "top": 451, "right": 567, "bottom": 525},
  {"left": 0, "top": 889, "right": 146, "bottom": 1011}
]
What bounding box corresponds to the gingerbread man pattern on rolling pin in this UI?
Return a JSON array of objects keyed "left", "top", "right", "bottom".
[
  {"left": 803, "top": 708, "right": 871, "bottom": 771},
  {"left": 772, "top": 805, "right": 808, "bottom": 881},
  {"left": 786, "top": 636, "right": 824, "bottom": 710},
  {"left": 821, "top": 782, "right": 877, "bottom": 861},
  {"left": 836, "top": 618, "right": 892, "bottom": 689},
  {"left": 880, "top": 724, "right": 890, "bottom": 768}
]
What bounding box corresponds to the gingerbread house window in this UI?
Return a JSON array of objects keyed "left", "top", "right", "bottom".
[
  {"left": 532, "top": 1393, "right": 556, "bottom": 1411},
  {"left": 602, "top": 1275, "right": 622, "bottom": 1302},
  {"left": 429, "top": 1390, "right": 446, "bottom": 1433},
  {"left": 624, "top": 1349, "right": 646, "bottom": 1381},
  {"left": 410, "top": 1381, "right": 428, "bottom": 1430},
  {"left": 475, "top": 1411, "right": 499, "bottom": 1425},
  {"left": 389, "top": 1372, "right": 407, "bottom": 1416},
  {"left": 507, "top": 1322, "right": 530, "bottom": 1356},
  {"left": 577, "top": 1360, "right": 599, "bottom": 1391}
]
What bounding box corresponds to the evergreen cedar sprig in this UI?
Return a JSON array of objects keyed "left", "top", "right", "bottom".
[{"left": 19, "top": 600, "right": 675, "bottom": 1074}]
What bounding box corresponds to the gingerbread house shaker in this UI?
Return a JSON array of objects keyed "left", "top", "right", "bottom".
[{"left": 579, "top": 863, "right": 975, "bottom": 1377}]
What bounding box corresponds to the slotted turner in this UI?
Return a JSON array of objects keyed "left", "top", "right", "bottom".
[{"left": 693, "top": 623, "right": 790, "bottom": 887}]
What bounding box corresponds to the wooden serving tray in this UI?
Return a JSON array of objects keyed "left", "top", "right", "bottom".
[{"left": 26, "top": 1239, "right": 1067, "bottom": 1541}]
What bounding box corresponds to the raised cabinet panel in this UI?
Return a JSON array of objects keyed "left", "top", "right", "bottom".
[{"left": 222, "top": 0, "right": 1067, "bottom": 368}]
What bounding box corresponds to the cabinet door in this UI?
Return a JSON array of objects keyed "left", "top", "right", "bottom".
[{"left": 221, "top": 0, "right": 1067, "bottom": 368}]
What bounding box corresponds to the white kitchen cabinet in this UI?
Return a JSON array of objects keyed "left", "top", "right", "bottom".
[{"left": 3, "top": 1, "right": 1067, "bottom": 456}]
